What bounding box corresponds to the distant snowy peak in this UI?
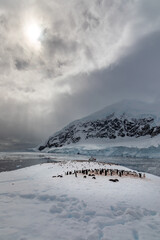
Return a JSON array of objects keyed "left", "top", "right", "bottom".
[
  {"left": 38, "top": 100, "right": 160, "bottom": 151},
  {"left": 80, "top": 100, "right": 160, "bottom": 122}
]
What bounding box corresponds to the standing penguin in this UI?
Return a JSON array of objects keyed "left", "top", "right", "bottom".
[
  {"left": 74, "top": 171, "right": 77, "bottom": 177},
  {"left": 139, "top": 173, "right": 142, "bottom": 178}
]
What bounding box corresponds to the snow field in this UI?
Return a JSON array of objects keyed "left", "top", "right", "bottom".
[{"left": 0, "top": 161, "right": 160, "bottom": 240}]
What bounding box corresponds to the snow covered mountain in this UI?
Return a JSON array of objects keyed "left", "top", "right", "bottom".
[{"left": 38, "top": 100, "right": 160, "bottom": 153}]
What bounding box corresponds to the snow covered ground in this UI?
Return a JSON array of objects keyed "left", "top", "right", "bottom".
[{"left": 0, "top": 160, "right": 160, "bottom": 240}]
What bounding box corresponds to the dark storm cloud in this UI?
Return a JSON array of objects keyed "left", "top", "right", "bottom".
[
  {"left": 15, "top": 59, "right": 30, "bottom": 70},
  {"left": 49, "top": 30, "right": 160, "bottom": 128},
  {"left": 43, "top": 34, "right": 79, "bottom": 56},
  {"left": 82, "top": 10, "right": 100, "bottom": 31},
  {"left": 0, "top": 0, "right": 160, "bottom": 150}
]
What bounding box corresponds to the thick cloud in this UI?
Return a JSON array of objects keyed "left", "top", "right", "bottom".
[{"left": 0, "top": 0, "right": 160, "bottom": 150}]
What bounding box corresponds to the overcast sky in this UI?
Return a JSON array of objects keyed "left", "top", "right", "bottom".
[{"left": 0, "top": 0, "right": 160, "bottom": 151}]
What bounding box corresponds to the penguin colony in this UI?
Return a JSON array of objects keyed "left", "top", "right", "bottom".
[{"left": 53, "top": 168, "right": 145, "bottom": 181}]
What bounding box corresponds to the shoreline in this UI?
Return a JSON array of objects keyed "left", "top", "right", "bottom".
[
  {"left": 0, "top": 152, "right": 160, "bottom": 177},
  {"left": 0, "top": 158, "right": 57, "bottom": 173}
]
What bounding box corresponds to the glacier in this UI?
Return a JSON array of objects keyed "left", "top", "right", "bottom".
[{"left": 46, "top": 144, "right": 160, "bottom": 159}]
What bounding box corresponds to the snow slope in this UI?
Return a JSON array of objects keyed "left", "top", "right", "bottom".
[
  {"left": 76, "top": 99, "right": 160, "bottom": 122},
  {"left": 0, "top": 160, "right": 160, "bottom": 240}
]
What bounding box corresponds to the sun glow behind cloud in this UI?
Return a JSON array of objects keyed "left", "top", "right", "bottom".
[{"left": 24, "top": 20, "right": 42, "bottom": 49}]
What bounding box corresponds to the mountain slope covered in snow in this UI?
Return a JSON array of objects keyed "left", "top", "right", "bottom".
[{"left": 38, "top": 100, "right": 160, "bottom": 152}]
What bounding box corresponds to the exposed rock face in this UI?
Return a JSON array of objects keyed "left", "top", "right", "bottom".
[{"left": 38, "top": 114, "right": 160, "bottom": 150}]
